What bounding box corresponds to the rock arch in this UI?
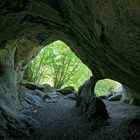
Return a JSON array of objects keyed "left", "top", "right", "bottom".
[{"left": 0, "top": 0, "right": 140, "bottom": 138}]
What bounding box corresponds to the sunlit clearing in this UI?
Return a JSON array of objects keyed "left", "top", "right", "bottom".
[
  {"left": 95, "top": 79, "right": 122, "bottom": 96},
  {"left": 24, "top": 40, "right": 92, "bottom": 90}
]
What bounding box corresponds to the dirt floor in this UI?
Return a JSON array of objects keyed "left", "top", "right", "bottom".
[{"left": 17, "top": 96, "right": 140, "bottom": 140}]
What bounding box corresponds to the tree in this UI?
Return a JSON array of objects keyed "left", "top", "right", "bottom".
[{"left": 24, "top": 41, "right": 92, "bottom": 89}]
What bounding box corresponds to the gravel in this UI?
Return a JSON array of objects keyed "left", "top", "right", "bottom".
[{"left": 17, "top": 97, "right": 140, "bottom": 140}]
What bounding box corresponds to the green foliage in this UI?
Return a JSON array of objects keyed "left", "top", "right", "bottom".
[
  {"left": 95, "top": 79, "right": 121, "bottom": 96},
  {"left": 24, "top": 41, "right": 92, "bottom": 89}
]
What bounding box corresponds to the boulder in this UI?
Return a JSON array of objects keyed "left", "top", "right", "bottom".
[
  {"left": 105, "top": 92, "right": 114, "bottom": 100},
  {"left": 21, "top": 82, "right": 45, "bottom": 91},
  {"left": 43, "top": 83, "right": 56, "bottom": 93},
  {"left": 19, "top": 91, "right": 44, "bottom": 108},
  {"left": 32, "top": 89, "right": 44, "bottom": 97},
  {"left": 19, "top": 86, "right": 44, "bottom": 108},
  {"left": 43, "top": 83, "right": 53, "bottom": 90},
  {"left": 98, "top": 95, "right": 106, "bottom": 99},
  {"left": 88, "top": 97, "right": 109, "bottom": 119},
  {"left": 76, "top": 78, "right": 109, "bottom": 129},
  {"left": 56, "top": 92, "right": 62, "bottom": 96},
  {"left": 105, "top": 85, "right": 136, "bottom": 104},
  {"left": 57, "top": 86, "right": 76, "bottom": 95},
  {"left": 76, "top": 78, "right": 95, "bottom": 109},
  {"left": 98, "top": 92, "right": 113, "bottom": 100},
  {"left": 66, "top": 92, "right": 77, "bottom": 100},
  {"left": 48, "top": 91, "right": 62, "bottom": 98},
  {"left": 121, "top": 85, "right": 135, "bottom": 104},
  {"left": 107, "top": 93, "right": 122, "bottom": 101},
  {"left": 43, "top": 94, "right": 51, "bottom": 100}
]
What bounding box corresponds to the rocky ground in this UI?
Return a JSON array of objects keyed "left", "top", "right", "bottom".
[{"left": 15, "top": 94, "right": 140, "bottom": 140}]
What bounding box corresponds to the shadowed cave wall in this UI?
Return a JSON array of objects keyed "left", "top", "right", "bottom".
[{"left": 0, "top": 0, "right": 140, "bottom": 138}]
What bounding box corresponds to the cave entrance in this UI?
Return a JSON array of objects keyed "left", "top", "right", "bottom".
[
  {"left": 95, "top": 79, "right": 124, "bottom": 101},
  {"left": 23, "top": 40, "right": 92, "bottom": 91}
]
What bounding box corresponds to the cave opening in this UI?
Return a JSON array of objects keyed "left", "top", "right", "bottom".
[
  {"left": 95, "top": 79, "right": 124, "bottom": 101},
  {"left": 22, "top": 40, "right": 126, "bottom": 104},
  {"left": 23, "top": 40, "right": 92, "bottom": 91},
  {"left": 93, "top": 77, "right": 137, "bottom": 105},
  {"left": 0, "top": 0, "right": 140, "bottom": 139}
]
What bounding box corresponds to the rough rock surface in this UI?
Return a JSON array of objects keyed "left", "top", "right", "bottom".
[
  {"left": 99, "top": 85, "right": 136, "bottom": 104},
  {"left": 121, "top": 85, "right": 136, "bottom": 104},
  {"left": 19, "top": 86, "right": 45, "bottom": 109},
  {"left": 76, "top": 78, "right": 109, "bottom": 127},
  {"left": 66, "top": 92, "right": 77, "bottom": 100},
  {"left": 15, "top": 97, "right": 140, "bottom": 140},
  {"left": 0, "top": 86, "right": 42, "bottom": 139},
  {"left": 57, "top": 86, "right": 77, "bottom": 95},
  {"left": 0, "top": 0, "right": 140, "bottom": 103},
  {"left": 0, "top": 0, "right": 140, "bottom": 138},
  {"left": 21, "top": 82, "right": 45, "bottom": 91},
  {"left": 107, "top": 93, "right": 122, "bottom": 101}
]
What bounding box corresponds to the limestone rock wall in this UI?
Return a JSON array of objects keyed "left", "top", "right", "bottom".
[
  {"left": 0, "top": 0, "right": 140, "bottom": 101},
  {"left": 0, "top": 0, "right": 140, "bottom": 137}
]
